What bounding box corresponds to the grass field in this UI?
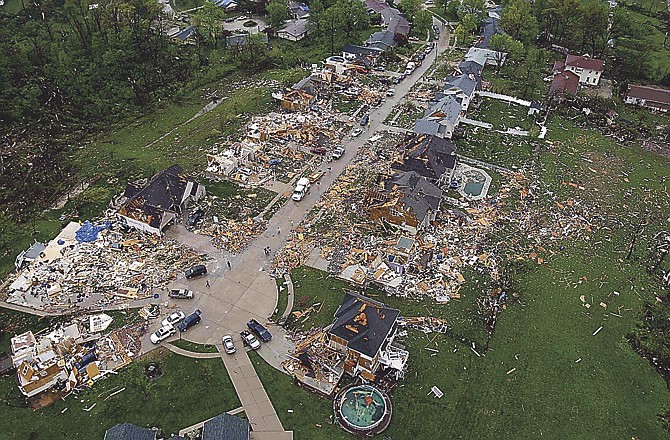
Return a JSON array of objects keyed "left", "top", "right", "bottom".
[{"left": 170, "top": 338, "right": 219, "bottom": 353}]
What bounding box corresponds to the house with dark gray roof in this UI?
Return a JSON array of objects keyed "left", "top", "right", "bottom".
[
  {"left": 327, "top": 292, "right": 401, "bottom": 380},
  {"left": 392, "top": 133, "right": 457, "bottom": 184},
  {"left": 439, "top": 74, "right": 478, "bottom": 110},
  {"left": 117, "top": 164, "right": 205, "bottom": 235},
  {"left": 202, "top": 412, "right": 250, "bottom": 440},
  {"left": 104, "top": 424, "right": 156, "bottom": 440}
]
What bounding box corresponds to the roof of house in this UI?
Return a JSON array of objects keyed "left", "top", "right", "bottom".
[
  {"left": 443, "top": 74, "right": 477, "bottom": 97},
  {"left": 104, "top": 424, "right": 156, "bottom": 440},
  {"left": 278, "top": 19, "right": 308, "bottom": 37},
  {"left": 393, "top": 133, "right": 456, "bottom": 180},
  {"left": 388, "top": 14, "right": 410, "bottom": 36},
  {"left": 465, "top": 47, "right": 501, "bottom": 67},
  {"left": 120, "top": 164, "right": 199, "bottom": 229},
  {"left": 328, "top": 292, "right": 400, "bottom": 358},
  {"left": 413, "top": 118, "right": 446, "bottom": 137},
  {"left": 289, "top": 1, "right": 310, "bottom": 18},
  {"left": 549, "top": 70, "right": 580, "bottom": 96},
  {"left": 202, "top": 413, "right": 249, "bottom": 440},
  {"left": 174, "top": 26, "right": 196, "bottom": 42},
  {"left": 292, "top": 77, "right": 317, "bottom": 95},
  {"left": 457, "top": 60, "right": 484, "bottom": 78},
  {"left": 565, "top": 54, "right": 604, "bottom": 71},
  {"left": 389, "top": 171, "right": 442, "bottom": 222},
  {"left": 424, "top": 96, "right": 462, "bottom": 123},
  {"left": 627, "top": 84, "right": 670, "bottom": 107},
  {"left": 226, "top": 33, "right": 268, "bottom": 46},
  {"left": 552, "top": 60, "right": 565, "bottom": 72},
  {"left": 342, "top": 44, "right": 383, "bottom": 55},
  {"left": 363, "top": 0, "right": 387, "bottom": 13},
  {"left": 477, "top": 7, "right": 502, "bottom": 49},
  {"left": 366, "top": 30, "right": 396, "bottom": 49}
]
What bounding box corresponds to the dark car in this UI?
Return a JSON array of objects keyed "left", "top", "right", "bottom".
[
  {"left": 187, "top": 208, "right": 205, "bottom": 227},
  {"left": 392, "top": 76, "right": 402, "bottom": 84},
  {"left": 359, "top": 114, "right": 369, "bottom": 126},
  {"left": 177, "top": 309, "right": 202, "bottom": 332},
  {"left": 310, "top": 146, "right": 327, "bottom": 155},
  {"left": 185, "top": 264, "right": 207, "bottom": 279},
  {"left": 247, "top": 319, "right": 272, "bottom": 342}
]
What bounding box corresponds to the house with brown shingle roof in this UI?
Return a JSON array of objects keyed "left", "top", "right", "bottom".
[
  {"left": 625, "top": 84, "right": 670, "bottom": 112},
  {"left": 563, "top": 54, "right": 604, "bottom": 86}
]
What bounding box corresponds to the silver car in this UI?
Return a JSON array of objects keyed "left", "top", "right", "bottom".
[
  {"left": 222, "top": 334, "right": 236, "bottom": 354},
  {"left": 162, "top": 311, "right": 185, "bottom": 327}
]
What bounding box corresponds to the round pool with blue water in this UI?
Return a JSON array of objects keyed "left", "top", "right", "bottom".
[{"left": 334, "top": 384, "right": 392, "bottom": 436}]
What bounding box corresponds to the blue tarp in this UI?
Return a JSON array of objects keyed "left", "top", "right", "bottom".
[{"left": 75, "top": 221, "right": 110, "bottom": 243}]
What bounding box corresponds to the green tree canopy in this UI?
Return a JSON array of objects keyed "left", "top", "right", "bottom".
[{"left": 267, "top": 0, "right": 289, "bottom": 28}]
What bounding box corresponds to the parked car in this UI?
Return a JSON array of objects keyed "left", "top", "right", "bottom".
[
  {"left": 310, "top": 146, "right": 327, "bottom": 155},
  {"left": 185, "top": 265, "right": 207, "bottom": 279},
  {"left": 351, "top": 128, "right": 363, "bottom": 137},
  {"left": 386, "top": 88, "right": 395, "bottom": 97},
  {"left": 162, "top": 311, "right": 186, "bottom": 327},
  {"left": 187, "top": 208, "right": 205, "bottom": 227},
  {"left": 150, "top": 324, "right": 176, "bottom": 344},
  {"left": 169, "top": 289, "right": 194, "bottom": 299},
  {"left": 373, "top": 66, "right": 385, "bottom": 72},
  {"left": 292, "top": 177, "right": 311, "bottom": 201},
  {"left": 177, "top": 309, "right": 202, "bottom": 332},
  {"left": 359, "top": 114, "right": 369, "bottom": 126},
  {"left": 240, "top": 330, "right": 261, "bottom": 350},
  {"left": 332, "top": 146, "right": 345, "bottom": 160},
  {"left": 418, "top": 53, "right": 426, "bottom": 61},
  {"left": 222, "top": 334, "right": 236, "bottom": 354},
  {"left": 392, "top": 76, "right": 402, "bottom": 84},
  {"left": 247, "top": 319, "right": 272, "bottom": 342}
]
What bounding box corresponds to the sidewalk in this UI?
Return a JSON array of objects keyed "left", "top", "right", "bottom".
[{"left": 218, "top": 346, "right": 291, "bottom": 435}]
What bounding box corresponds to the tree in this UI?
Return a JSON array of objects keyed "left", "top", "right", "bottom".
[
  {"left": 194, "top": 2, "right": 226, "bottom": 48},
  {"left": 499, "top": 0, "right": 538, "bottom": 45},
  {"left": 540, "top": 0, "right": 583, "bottom": 46},
  {"left": 320, "top": 6, "right": 343, "bottom": 54},
  {"left": 336, "top": 0, "right": 369, "bottom": 38},
  {"left": 516, "top": 47, "right": 545, "bottom": 99},
  {"left": 307, "top": 0, "right": 325, "bottom": 36},
  {"left": 398, "top": 0, "right": 422, "bottom": 20},
  {"left": 412, "top": 10, "right": 433, "bottom": 39},
  {"left": 489, "top": 34, "right": 523, "bottom": 70},
  {"left": 267, "top": 0, "right": 289, "bottom": 29},
  {"left": 458, "top": 0, "right": 485, "bottom": 22},
  {"left": 578, "top": 0, "right": 609, "bottom": 57}
]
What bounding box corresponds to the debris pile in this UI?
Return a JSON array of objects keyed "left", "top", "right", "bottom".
[
  {"left": 9, "top": 313, "right": 143, "bottom": 406},
  {"left": 5, "top": 221, "right": 203, "bottom": 312}
]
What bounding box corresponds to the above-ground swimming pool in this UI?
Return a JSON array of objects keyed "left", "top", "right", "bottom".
[{"left": 334, "top": 384, "right": 392, "bottom": 436}]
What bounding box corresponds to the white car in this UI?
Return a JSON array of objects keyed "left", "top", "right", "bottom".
[
  {"left": 150, "top": 324, "right": 176, "bottom": 344},
  {"left": 222, "top": 334, "right": 236, "bottom": 354},
  {"left": 162, "top": 311, "right": 186, "bottom": 327},
  {"left": 351, "top": 128, "right": 363, "bottom": 137},
  {"left": 240, "top": 330, "right": 261, "bottom": 350}
]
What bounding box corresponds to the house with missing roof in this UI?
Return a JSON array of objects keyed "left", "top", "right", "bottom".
[
  {"left": 554, "top": 54, "right": 604, "bottom": 86},
  {"left": 117, "top": 164, "right": 205, "bottom": 235},
  {"left": 549, "top": 70, "right": 580, "bottom": 98},
  {"left": 326, "top": 292, "right": 407, "bottom": 381},
  {"left": 414, "top": 96, "right": 463, "bottom": 139},
  {"left": 366, "top": 171, "right": 443, "bottom": 234},
  {"left": 625, "top": 84, "right": 670, "bottom": 112}
]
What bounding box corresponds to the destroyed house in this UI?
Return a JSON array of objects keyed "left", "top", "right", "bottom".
[
  {"left": 104, "top": 424, "right": 157, "bottom": 440},
  {"left": 393, "top": 133, "right": 457, "bottom": 184},
  {"left": 280, "top": 89, "right": 315, "bottom": 111},
  {"left": 327, "top": 292, "right": 401, "bottom": 380},
  {"left": 117, "top": 164, "right": 205, "bottom": 235},
  {"left": 367, "top": 171, "right": 442, "bottom": 233}
]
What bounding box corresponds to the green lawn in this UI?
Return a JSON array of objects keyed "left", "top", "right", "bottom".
[
  {"left": 0, "top": 347, "right": 239, "bottom": 439},
  {"left": 171, "top": 338, "right": 219, "bottom": 353},
  {"left": 271, "top": 277, "right": 291, "bottom": 322},
  {"left": 470, "top": 98, "right": 535, "bottom": 131},
  {"left": 0, "top": 0, "right": 24, "bottom": 13}
]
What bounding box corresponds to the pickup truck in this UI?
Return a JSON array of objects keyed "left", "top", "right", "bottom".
[
  {"left": 247, "top": 319, "right": 272, "bottom": 342},
  {"left": 292, "top": 177, "right": 311, "bottom": 201},
  {"left": 169, "top": 289, "right": 194, "bottom": 299},
  {"left": 240, "top": 330, "right": 261, "bottom": 350}
]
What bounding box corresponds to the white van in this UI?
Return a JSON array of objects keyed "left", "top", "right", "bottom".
[{"left": 292, "top": 177, "right": 311, "bottom": 201}]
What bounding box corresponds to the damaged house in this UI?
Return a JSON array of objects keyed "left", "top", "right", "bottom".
[
  {"left": 367, "top": 171, "right": 442, "bottom": 234},
  {"left": 414, "top": 96, "right": 463, "bottom": 139},
  {"left": 326, "top": 292, "right": 407, "bottom": 381},
  {"left": 117, "top": 164, "right": 205, "bottom": 235},
  {"left": 392, "top": 133, "right": 457, "bottom": 185}
]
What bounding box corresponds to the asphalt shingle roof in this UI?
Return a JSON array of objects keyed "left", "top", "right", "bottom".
[{"left": 104, "top": 424, "right": 156, "bottom": 440}]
